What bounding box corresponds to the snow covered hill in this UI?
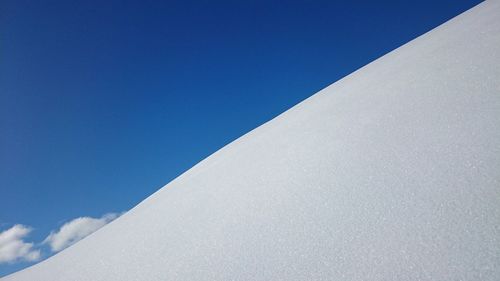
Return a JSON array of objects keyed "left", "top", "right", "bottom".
[{"left": 4, "top": 1, "right": 500, "bottom": 280}]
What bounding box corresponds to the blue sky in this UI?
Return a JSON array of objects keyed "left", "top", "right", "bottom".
[{"left": 0, "top": 0, "right": 481, "bottom": 276}]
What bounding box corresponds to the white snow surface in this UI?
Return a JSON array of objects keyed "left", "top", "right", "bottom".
[{"left": 4, "top": 1, "right": 500, "bottom": 280}]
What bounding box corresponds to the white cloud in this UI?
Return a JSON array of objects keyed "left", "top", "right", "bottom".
[
  {"left": 44, "top": 213, "right": 120, "bottom": 252},
  {"left": 0, "top": 225, "right": 41, "bottom": 264}
]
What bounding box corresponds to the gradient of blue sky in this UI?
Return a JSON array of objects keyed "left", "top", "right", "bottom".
[{"left": 0, "top": 0, "right": 481, "bottom": 276}]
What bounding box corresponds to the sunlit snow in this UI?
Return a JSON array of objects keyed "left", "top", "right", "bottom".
[{"left": 4, "top": 1, "right": 500, "bottom": 280}]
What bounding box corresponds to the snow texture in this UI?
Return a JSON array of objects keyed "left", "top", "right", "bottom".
[{"left": 4, "top": 1, "right": 500, "bottom": 280}]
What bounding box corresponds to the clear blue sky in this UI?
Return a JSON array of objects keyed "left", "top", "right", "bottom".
[{"left": 0, "top": 0, "right": 481, "bottom": 276}]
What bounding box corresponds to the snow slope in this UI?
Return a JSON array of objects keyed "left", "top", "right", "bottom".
[{"left": 5, "top": 1, "right": 500, "bottom": 280}]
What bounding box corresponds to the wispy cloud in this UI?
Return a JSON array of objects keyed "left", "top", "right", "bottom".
[
  {"left": 44, "top": 213, "right": 120, "bottom": 252},
  {"left": 0, "top": 212, "right": 122, "bottom": 266},
  {"left": 0, "top": 225, "right": 41, "bottom": 264}
]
